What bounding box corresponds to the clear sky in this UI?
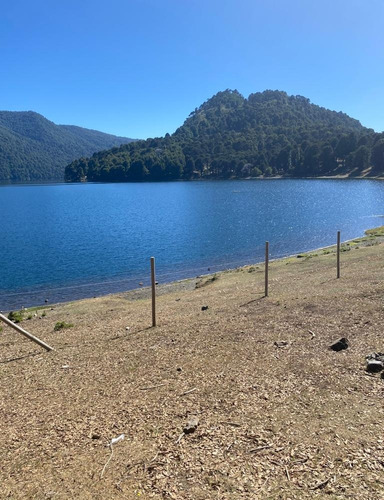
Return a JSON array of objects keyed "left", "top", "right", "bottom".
[{"left": 1, "top": 0, "right": 383, "bottom": 139}]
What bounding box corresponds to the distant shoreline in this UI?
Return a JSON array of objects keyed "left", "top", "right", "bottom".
[{"left": 2, "top": 175, "right": 384, "bottom": 186}]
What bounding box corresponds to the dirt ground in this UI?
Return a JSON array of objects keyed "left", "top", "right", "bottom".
[{"left": 1, "top": 230, "right": 384, "bottom": 499}]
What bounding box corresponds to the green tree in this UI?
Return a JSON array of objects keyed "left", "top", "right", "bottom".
[
  {"left": 319, "top": 145, "right": 337, "bottom": 174},
  {"left": 128, "top": 159, "right": 148, "bottom": 180},
  {"left": 184, "top": 157, "right": 195, "bottom": 178},
  {"left": 304, "top": 144, "right": 321, "bottom": 174},
  {"left": 371, "top": 139, "right": 384, "bottom": 172},
  {"left": 353, "top": 145, "right": 371, "bottom": 172}
]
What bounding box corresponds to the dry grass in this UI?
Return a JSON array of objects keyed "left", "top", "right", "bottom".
[{"left": 1, "top": 232, "right": 384, "bottom": 499}]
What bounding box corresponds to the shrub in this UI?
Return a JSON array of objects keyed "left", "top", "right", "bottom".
[
  {"left": 8, "top": 310, "right": 24, "bottom": 323},
  {"left": 54, "top": 321, "right": 74, "bottom": 332}
]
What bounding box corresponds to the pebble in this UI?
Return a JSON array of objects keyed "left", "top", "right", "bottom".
[
  {"left": 274, "top": 341, "right": 289, "bottom": 348},
  {"left": 184, "top": 416, "right": 199, "bottom": 434},
  {"left": 366, "top": 359, "right": 384, "bottom": 373},
  {"left": 329, "top": 337, "right": 349, "bottom": 351},
  {"left": 366, "top": 352, "right": 384, "bottom": 373}
]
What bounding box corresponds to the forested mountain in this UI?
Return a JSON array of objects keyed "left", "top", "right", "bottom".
[
  {"left": 65, "top": 90, "right": 384, "bottom": 182},
  {"left": 0, "top": 111, "right": 134, "bottom": 181}
]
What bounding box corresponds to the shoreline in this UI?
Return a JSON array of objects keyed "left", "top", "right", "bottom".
[
  {"left": 2, "top": 223, "right": 384, "bottom": 498},
  {"left": 6, "top": 225, "right": 384, "bottom": 315},
  {"left": 2, "top": 174, "right": 384, "bottom": 186}
]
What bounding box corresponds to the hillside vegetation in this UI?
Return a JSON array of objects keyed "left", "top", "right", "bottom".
[
  {"left": 65, "top": 89, "right": 384, "bottom": 182},
  {"left": 0, "top": 111, "right": 134, "bottom": 181}
]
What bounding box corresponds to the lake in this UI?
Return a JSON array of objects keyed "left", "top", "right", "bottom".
[{"left": 0, "top": 179, "right": 383, "bottom": 310}]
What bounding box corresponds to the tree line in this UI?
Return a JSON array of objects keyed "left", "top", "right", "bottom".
[{"left": 65, "top": 90, "right": 384, "bottom": 182}]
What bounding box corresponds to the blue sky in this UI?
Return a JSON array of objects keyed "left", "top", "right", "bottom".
[{"left": 1, "top": 0, "right": 383, "bottom": 138}]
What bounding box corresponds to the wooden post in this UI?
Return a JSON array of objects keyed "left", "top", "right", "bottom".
[
  {"left": 337, "top": 230, "right": 341, "bottom": 279},
  {"left": 0, "top": 313, "right": 54, "bottom": 351},
  {"left": 150, "top": 257, "right": 156, "bottom": 327},
  {"left": 265, "top": 241, "right": 269, "bottom": 297}
]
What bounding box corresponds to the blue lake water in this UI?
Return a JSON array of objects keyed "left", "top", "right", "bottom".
[{"left": 0, "top": 179, "right": 383, "bottom": 310}]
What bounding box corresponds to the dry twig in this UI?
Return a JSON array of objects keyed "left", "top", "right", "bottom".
[
  {"left": 139, "top": 383, "right": 165, "bottom": 391},
  {"left": 310, "top": 477, "right": 331, "bottom": 490},
  {"left": 249, "top": 445, "right": 272, "bottom": 453},
  {"left": 175, "top": 432, "right": 184, "bottom": 444},
  {"left": 180, "top": 387, "right": 197, "bottom": 396},
  {"left": 285, "top": 466, "right": 291, "bottom": 481},
  {"left": 100, "top": 446, "right": 114, "bottom": 479}
]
